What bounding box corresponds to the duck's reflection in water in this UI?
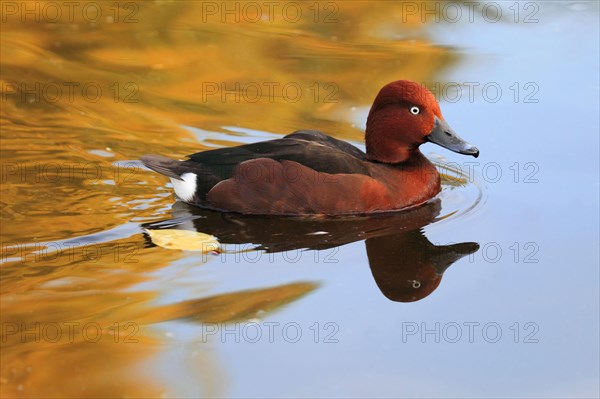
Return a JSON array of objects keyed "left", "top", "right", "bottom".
[{"left": 144, "top": 199, "right": 479, "bottom": 302}]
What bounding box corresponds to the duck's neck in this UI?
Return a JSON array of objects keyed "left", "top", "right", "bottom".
[
  {"left": 365, "top": 116, "right": 416, "bottom": 164},
  {"left": 365, "top": 136, "right": 422, "bottom": 165},
  {"left": 368, "top": 149, "right": 441, "bottom": 208},
  {"left": 396, "top": 149, "right": 433, "bottom": 169}
]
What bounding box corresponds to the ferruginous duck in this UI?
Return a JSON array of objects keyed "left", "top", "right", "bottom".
[{"left": 141, "top": 80, "right": 479, "bottom": 216}]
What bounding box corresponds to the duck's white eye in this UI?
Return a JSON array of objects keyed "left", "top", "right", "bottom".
[{"left": 410, "top": 106, "right": 420, "bottom": 115}]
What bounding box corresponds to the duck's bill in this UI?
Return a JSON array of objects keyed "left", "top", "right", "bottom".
[{"left": 426, "top": 116, "right": 479, "bottom": 158}]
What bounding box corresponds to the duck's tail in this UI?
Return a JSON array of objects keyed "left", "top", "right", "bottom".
[
  {"left": 141, "top": 154, "right": 203, "bottom": 202},
  {"left": 140, "top": 154, "right": 184, "bottom": 180}
]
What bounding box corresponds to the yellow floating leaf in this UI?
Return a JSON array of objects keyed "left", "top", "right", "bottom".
[{"left": 144, "top": 229, "right": 220, "bottom": 252}]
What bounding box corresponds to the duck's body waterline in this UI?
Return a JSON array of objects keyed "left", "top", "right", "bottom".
[{"left": 141, "top": 80, "right": 479, "bottom": 216}]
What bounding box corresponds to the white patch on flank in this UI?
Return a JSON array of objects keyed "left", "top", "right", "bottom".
[{"left": 170, "top": 173, "right": 197, "bottom": 202}]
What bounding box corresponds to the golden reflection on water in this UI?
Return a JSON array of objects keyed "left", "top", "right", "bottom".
[{"left": 1, "top": 1, "right": 460, "bottom": 397}]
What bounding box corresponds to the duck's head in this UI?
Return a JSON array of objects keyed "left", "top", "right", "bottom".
[{"left": 366, "top": 80, "right": 479, "bottom": 163}]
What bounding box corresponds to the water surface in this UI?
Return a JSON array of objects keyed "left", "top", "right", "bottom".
[{"left": 1, "top": 1, "right": 599, "bottom": 397}]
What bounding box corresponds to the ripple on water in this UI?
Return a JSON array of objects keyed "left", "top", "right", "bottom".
[{"left": 433, "top": 154, "right": 486, "bottom": 226}]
